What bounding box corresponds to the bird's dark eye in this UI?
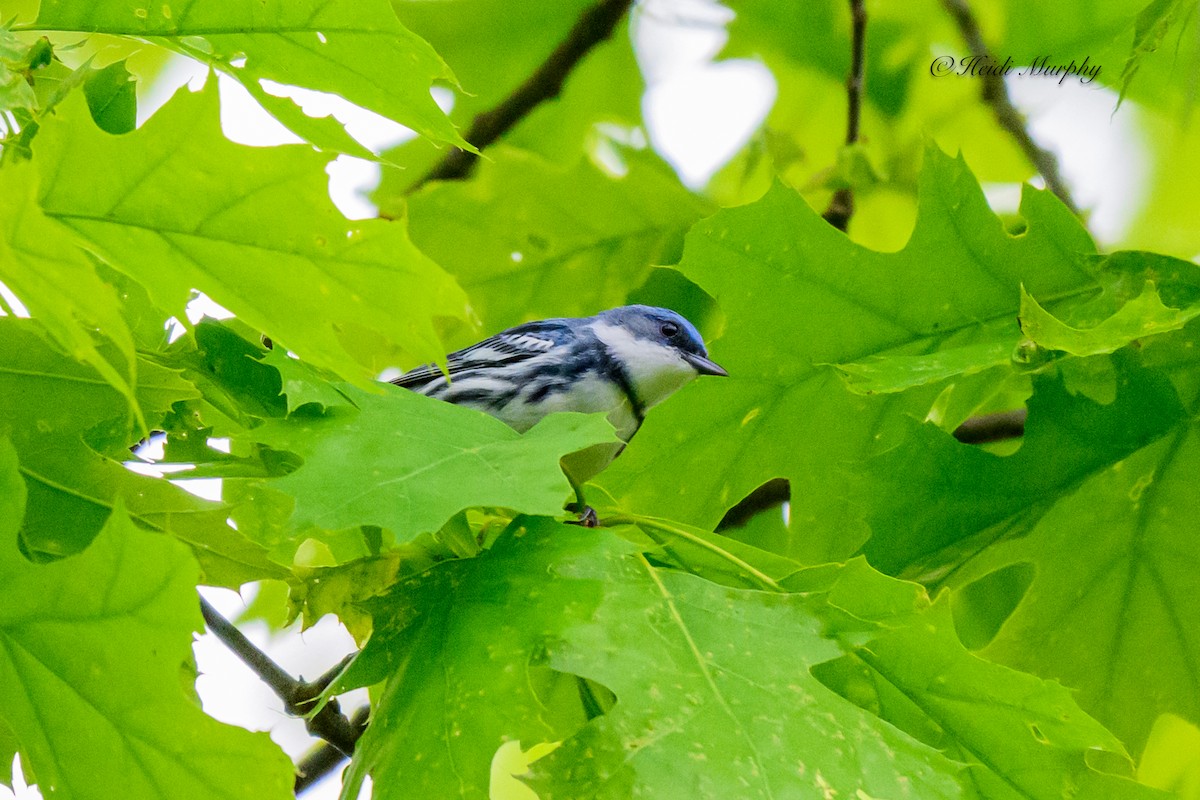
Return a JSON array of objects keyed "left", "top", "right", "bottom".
[{"left": 660, "top": 321, "right": 680, "bottom": 338}]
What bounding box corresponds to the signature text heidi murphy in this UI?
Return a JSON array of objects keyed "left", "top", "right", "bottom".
[{"left": 930, "top": 55, "right": 1102, "bottom": 85}]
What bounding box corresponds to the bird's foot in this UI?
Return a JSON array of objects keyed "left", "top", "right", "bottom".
[{"left": 566, "top": 506, "right": 599, "bottom": 528}]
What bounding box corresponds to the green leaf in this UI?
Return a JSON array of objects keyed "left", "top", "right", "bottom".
[
  {"left": 850, "top": 600, "right": 1164, "bottom": 800},
  {"left": 527, "top": 564, "right": 962, "bottom": 799},
  {"left": 0, "top": 438, "right": 294, "bottom": 800},
  {"left": 854, "top": 361, "right": 1199, "bottom": 755},
  {"left": 1021, "top": 282, "right": 1200, "bottom": 356},
  {"left": 35, "top": 85, "right": 469, "bottom": 383},
  {"left": 606, "top": 514, "right": 805, "bottom": 590},
  {"left": 836, "top": 340, "right": 1015, "bottom": 395},
  {"left": 31, "top": 0, "right": 470, "bottom": 156},
  {"left": 82, "top": 58, "right": 136, "bottom": 134},
  {"left": 593, "top": 146, "right": 1099, "bottom": 545},
  {"left": 406, "top": 146, "right": 708, "bottom": 334},
  {"left": 244, "top": 383, "right": 618, "bottom": 544},
  {"left": 0, "top": 25, "right": 38, "bottom": 119},
  {"left": 835, "top": 274, "right": 1200, "bottom": 395},
  {"left": 0, "top": 159, "right": 140, "bottom": 427},
  {"left": 0, "top": 318, "right": 287, "bottom": 585},
  {"left": 534, "top": 552, "right": 1159, "bottom": 799},
  {"left": 0, "top": 718, "right": 16, "bottom": 788},
  {"left": 344, "top": 520, "right": 1160, "bottom": 798},
  {"left": 336, "top": 520, "right": 633, "bottom": 800},
  {"left": 260, "top": 348, "right": 355, "bottom": 414},
  {"left": 1138, "top": 714, "right": 1200, "bottom": 798},
  {"left": 957, "top": 406, "right": 1200, "bottom": 756},
  {"left": 1118, "top": 0, "right": 1196, "bottom": 106},
  {"left": 855, "top": 365, "right": 1183, "bottom": 574},
  {"left": 338, "top": 521, "right": 961, "bottom": 800}
]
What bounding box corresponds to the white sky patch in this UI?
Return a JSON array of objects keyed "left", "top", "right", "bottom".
[
  {"left": 171, "top": 477, "right": 223, "bottom": 501},
  {"left": 186, "top": 291, "right": 235, "bottom": 323},
  {"left": 259, "top": 80, "right": 416, "bottom": 153},
  {"left": 217, "top": 74, "right": 302, "bottom": 147},
  {"left": 1007, "top": 78, "right": 1146, "bottom": 245},
  {"left": 633, "top": 0, "right": 733, "bottom": 84},
  {"left": 0, "top": 281, "right": 30, "bottom": 317},
  {"left": 635, "top": 0, "right": 773, "bottom": 187},
  {"left": 137, "top": 56, "right": 209, "bottom": 124},
  {"left": 327, "top": 155, "right": 383, "bottom": 219},
  {"left": 981, "top": 183, "right": 1023, "bottom": 217},
  {"left": 1, "top": 757, "right": 38, "bottom": 800},
  {"left": 123, "top": 461, "right": 195, "bottom": 477},
  {"left": 166, "top": 316, "right": 188, "bottom": 343},
  {"left": 643, "top": 58, "right": 776, "bottom": 187},
  {"left": 133, "top": 434, "right": 166, "bottom": 461}
]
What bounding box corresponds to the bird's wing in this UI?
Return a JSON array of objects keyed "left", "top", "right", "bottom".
[{"left": 389, "top": 320, "right": 567, "bottom": 390}]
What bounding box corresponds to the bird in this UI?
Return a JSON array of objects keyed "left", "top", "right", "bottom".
[{"left": 390, "top": 304, "right": 727, "bottom": 524}]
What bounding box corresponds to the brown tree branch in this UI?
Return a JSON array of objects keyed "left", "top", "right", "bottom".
[
  {"left": 940, "top": 0, "right": 1081, "bottom": 216},
  {"left": 198, "top": 598, "right": 361, "bottom": 758},
  {"left": 410, "top": 0, "right": 635, "bottom": 193},
  {"left": 952, "top": 408, "right": 1027, "bottom": 443},
  {"left": 294, "top": 706, "right": 371, "bottom": 795},
  {"left": 823, "top": 0, "right": 867, "bottom": 231}
]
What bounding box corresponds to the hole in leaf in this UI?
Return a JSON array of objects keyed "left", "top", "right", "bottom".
[
  {"left": 811, "top": 654, "right": 947, "bottom": 749},
  {"left": 710, "top": 474, "right": 787, "bottom": 532},
  {"left": 526, "top": 664, "right": 617, "bottom": 727},
  {"left": 952, "top": 562, "right": 1035, "bottom": 650}
]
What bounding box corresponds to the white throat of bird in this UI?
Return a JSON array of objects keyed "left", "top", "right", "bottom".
[{"left": 591, "top": 321, "right": 699, "bottom": 409}]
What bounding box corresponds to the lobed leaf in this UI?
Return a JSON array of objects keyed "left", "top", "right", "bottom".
[
  {"left": 0, "top": 439, "right": 294, "bottom": 800},
  {"left": 835, "top": 275, "right": 1200, "bottom": 395},
  {"left": 0, "top": 318, "right": 286, "bottom": 585},
  {"left": 0, "top": 160, "right": 140, "bottom": 427},
  {"left": 592, "top": 145, "right": 1099, "bottom": 548},
  {"left": 31, "top": 0, "right": 469, "bottom": 156},
  {"left": 853, "top": 360, "right": 1199, "bottom": 755},
  {"left": 337, "top": 520, "right": 1153, "bottom": 799},
  {"left": 35, "top": 85, "right": 470, "bottom": 384},
  {"left": 243, "top": 383, "right": 618, "bottom": 544},
  {"left": 1020, "top": 281, "right": 1200, "bottom": 356}
]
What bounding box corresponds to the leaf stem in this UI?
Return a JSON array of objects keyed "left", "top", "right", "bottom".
[{"left": 600, "top": 514, "right": 784, "bottom": 592}]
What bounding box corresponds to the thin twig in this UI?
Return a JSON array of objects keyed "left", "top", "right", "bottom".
[
  {"left": 198, "top": 598, "right": 362, "bottom": 757},
  {"left": 294, "top": 706, "right": 371, "bottom": 795},
  {"left": 409, "top": 0, "right": 635, "bottom": 193},
  {"left": 823, "top": 0, "right": 867, "bottom": 231},
  {"left": 940, "top": 0, "right": 1081, "bottom": 216}
]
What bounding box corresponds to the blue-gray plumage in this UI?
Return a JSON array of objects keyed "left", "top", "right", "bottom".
[{"left": 391, "top": 305, "right": 726, "bottom": 442}]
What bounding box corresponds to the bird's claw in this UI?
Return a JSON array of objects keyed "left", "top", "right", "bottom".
[{"left": 567, "top": 506, "right": 599, "bottom": 528}]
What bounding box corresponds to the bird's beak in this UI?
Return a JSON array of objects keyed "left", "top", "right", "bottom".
[{"left": 684, "top": 351, "right": 729, "bottom": 377}]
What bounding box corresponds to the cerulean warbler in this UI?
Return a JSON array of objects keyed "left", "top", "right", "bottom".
[{"left": 391, "top": 305, "right": 727, "bottom": 442}]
